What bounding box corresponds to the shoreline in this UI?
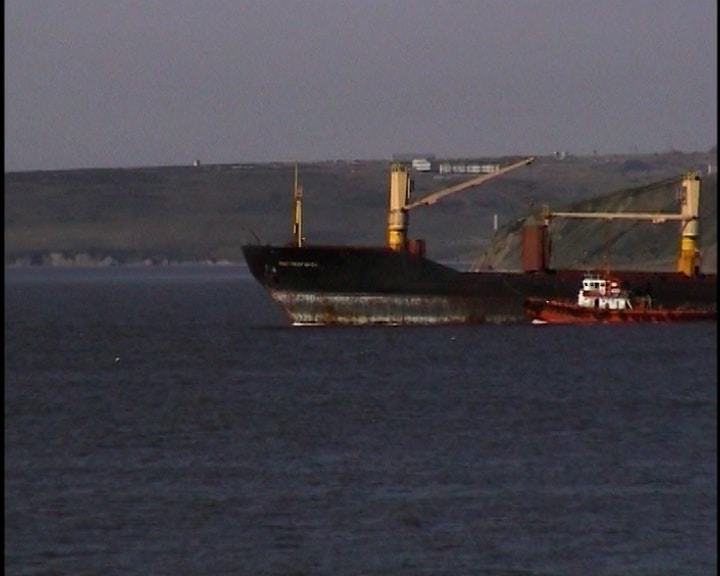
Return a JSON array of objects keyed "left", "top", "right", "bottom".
[
  {"left": 4, "top": 255, "right": 247, "bottom": 268},
  {"left": 4, "top": 260, "right": 248, "bottom": 270}
]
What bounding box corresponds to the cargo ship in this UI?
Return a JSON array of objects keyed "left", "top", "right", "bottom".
[
  {"left": 524, "top": 272, "right": 717, "bottom": 324},
  {"left": 242, "top": 161, "right": 716, "bottom": 325}
]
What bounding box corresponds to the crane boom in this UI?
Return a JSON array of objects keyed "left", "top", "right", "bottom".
[
  {"left": 546, "top": 212, "right": 688, "bottom": 223},
  {"left": 386, "top": 156, "right": 535, "bottom": 251},
  {"left": 404, "top": 156, "right": 535, "bottom": 210},
  {"left": 541, "top": 171, "right": 703, "bottom": 276}
]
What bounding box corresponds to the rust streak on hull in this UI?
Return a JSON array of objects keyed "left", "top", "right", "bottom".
[{"left": 269, "top": 290, "right": 523, "bottom": 325}]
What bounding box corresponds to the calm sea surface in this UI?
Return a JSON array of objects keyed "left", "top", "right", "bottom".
[{"left": 5, "top": 266, "right": 717, "bottom": 575}]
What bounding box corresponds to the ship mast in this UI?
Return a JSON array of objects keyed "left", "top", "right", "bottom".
[{"left": 291, "top": 163, "right": 303, "bottom": 247}]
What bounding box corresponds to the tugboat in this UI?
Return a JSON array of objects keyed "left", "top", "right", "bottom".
[{"left": 524, "top": 272, "right": 716, "bottom": 324}]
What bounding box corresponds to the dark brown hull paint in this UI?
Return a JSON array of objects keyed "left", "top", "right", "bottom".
[{"left": 242, "top": 244, "right": 718, "bottom": 325}]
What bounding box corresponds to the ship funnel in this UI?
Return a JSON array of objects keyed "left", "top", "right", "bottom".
[
  {"left": 386, "top": 163, "right": 411, "bottom": 250},
  {"left": 521, "top": 219, "right": 551, "bottom": 272}
]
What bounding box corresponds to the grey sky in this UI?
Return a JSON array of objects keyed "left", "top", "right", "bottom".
[{"left": 4, "top": 0, "right": 717, "bottom": 171}]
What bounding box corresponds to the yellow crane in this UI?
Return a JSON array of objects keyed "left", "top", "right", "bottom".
[
  {"left": 540, "top": 172, "right": 703, "bottom": 276},
  {"left": 386, "top": 156, "right": 535, "bottom": 251}
]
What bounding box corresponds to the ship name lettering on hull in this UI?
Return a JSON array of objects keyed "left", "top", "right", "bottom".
[{"left": 277, "top": 261, "right": 319, "bottom": 268}]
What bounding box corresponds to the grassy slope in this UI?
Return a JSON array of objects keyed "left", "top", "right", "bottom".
[
  {"left": 4, "top": 151, "right": 717, "bottom": 270},
  {"left": 473, "top": 169, "right": 717, "bottom": 273}
]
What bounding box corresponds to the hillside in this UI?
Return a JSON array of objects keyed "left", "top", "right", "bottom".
[
  {"left": 472, "top": 170, "right": 717, "bottom": 273},
  {"left": 4, "top": 150, "right": 717, "bottom": 270}
]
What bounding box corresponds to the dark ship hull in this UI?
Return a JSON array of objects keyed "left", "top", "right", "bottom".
[{"left": 242, "top": 244, "right": 717, "bottom": 325}]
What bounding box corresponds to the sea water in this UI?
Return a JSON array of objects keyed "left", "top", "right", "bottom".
[{"left": 4, "top": 266, "right": 717, "bottom": 575}]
